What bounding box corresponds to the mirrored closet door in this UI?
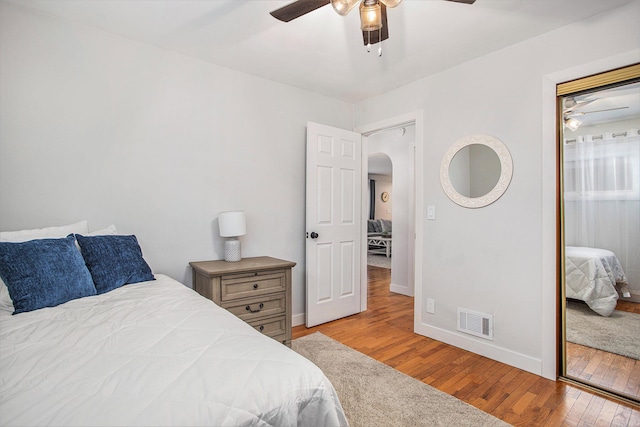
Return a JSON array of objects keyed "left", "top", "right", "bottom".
[{"left": 558, "top": 64, "right": 640, "bottom": 404}]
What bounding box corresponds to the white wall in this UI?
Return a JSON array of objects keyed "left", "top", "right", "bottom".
[
  {"left": 0, "top": 2, "right": 353, "bottom": 319},
  {"left": 354, "top": 1, "right": 640, "bottom": 378},
  {"left": 368, "top": 173, "right": 392, "bottom": 221}
]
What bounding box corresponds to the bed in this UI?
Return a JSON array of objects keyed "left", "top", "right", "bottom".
[
  {"left": 565, "top": 246, "right": 630, "bottom": 317},
  {"left": 0, "top": 222, "right": 348, "bottom": 426}
]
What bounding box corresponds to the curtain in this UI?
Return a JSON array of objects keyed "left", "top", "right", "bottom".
[
  {"left": 369, "top": 179, "right": 376, "bottom": 220},
  {"left": 563, "top": 129, "right": 640, "bottom": 290}
]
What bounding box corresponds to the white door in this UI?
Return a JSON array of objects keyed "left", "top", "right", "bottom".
[{"left": 306, "top": 122, "right": 362, "bottom": 327}]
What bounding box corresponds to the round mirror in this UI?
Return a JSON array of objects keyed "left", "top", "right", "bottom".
[{"left": 440, "top": 134, "right": 513, "bottom": 208}]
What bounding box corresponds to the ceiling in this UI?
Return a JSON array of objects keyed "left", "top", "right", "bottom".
[
  {"left": 9, "top": 0, "right": 635, "bottom": 103},
  {"left": 368, "top": 153, "right": 393, "bottom": 176}
]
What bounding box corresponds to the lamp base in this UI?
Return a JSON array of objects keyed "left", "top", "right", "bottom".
[{"left": 224, "top": 238, "right": 242, "bottom": 262}]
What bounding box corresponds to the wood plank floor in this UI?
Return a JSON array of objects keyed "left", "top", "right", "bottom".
[
  {"left": 617, "top": 300, "right": 640, "bottom": 314},
  {"left": 293, "top": 266, "right": 640, "bottom": 426},
  {"left": 566, "top": 300, "right": 640, "bottom": 401},
  {"left": 567, "top": 342, "right": 640, "bottom": 401}
]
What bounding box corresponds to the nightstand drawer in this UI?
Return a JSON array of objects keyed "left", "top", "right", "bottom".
[
  {"left": 248, "top": 315, "right": 286, "bottom": 338},
  {"left": 190, "top": 257, "right": 295, "bottom": 348},
  {"left": 221, "top": 271, "right": 286, "bottom": 302},
  {"left": 222, "top": 294, "right": 286, "bottom": 321}
]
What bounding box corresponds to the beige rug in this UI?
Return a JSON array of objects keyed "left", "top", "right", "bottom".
[
  {"left": 292, "top": 332, "right": 510, "bottom": 427},
  {"left": 566, "top": 300, "right": 640, "bottom": 360}
]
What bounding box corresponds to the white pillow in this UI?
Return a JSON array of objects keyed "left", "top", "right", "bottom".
[
  {"left": 0, "top": 281, "right": 13, "bottom": 313},
  {"left": 0, "top": 220, "right": 89, "bottom": 243},
  {"left": 0, "top": 220, "right": 90, "bottom": 313},
  {"left": 87, "top": 224, "right": 118, "bottom": 236}
]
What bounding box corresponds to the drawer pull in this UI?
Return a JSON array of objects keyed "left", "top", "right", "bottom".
[
  {"left": 259, "top": 325, "right": 264, "bottom": 332},
  {"left": 253, "top": 283, "right": 259, "bottom": 289},
  {"left": 246, "top": 303, "right": 264, "bottom": 313}
]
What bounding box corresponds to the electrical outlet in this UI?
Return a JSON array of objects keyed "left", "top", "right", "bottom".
[{"left": 426, "top": 298, "right": 435, "bottom": 314}]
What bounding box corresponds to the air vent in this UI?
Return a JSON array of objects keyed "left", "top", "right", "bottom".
[{"left": 457, "top": 308, "right": 493, "bottom": 340}]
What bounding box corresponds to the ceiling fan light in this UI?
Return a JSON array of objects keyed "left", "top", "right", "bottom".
[
  {"left": 360, "top": 1, "right": 382, "bottom": 31},
  {"left": 379, "top": 0, "right": 402, "bottom": 8},
  {"left": 564, "top": 117, "right": 582, "bottom": 132},
  {"left": 331, "top": 0, "right": 359, "bottom": 16}
]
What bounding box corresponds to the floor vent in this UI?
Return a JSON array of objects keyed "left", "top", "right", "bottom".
[{"left": 457, "top": 308, "right": 493, "bottom": 340}]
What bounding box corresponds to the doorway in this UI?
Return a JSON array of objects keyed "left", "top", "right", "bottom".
[
  {"left": 367, "top": 153, "right": 392, "bottom": 270},
  {"left": 558, "top": 64, "right": 640, "bottom": 404},
  {"left": 356, "top": 111, "right": 423, "bottom": 312},
  {"left": 304, "top": 113, "right": 422, "bottom": 327},
  {"left": 365, "top": 126, "right": 415, "bottom": 297}
]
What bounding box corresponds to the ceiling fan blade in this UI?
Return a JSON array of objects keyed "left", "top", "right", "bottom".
[
  {"left": 270, "top": 0, "right": 330, "bottom": 22},
  {"left": 362, "top": 3, "right": 389, "bottom": 46},
  {"left": 445, "top": 0, "right": 477, "bottom": 4},
  {"left": 563, "top": 98, "right": 597, "bottom": 114},
  {"left": 570, "top": 106, "right": 629, "bottom": 116}
]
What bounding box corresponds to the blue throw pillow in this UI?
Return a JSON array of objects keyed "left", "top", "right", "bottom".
[
  {"left": 0, "top": 235, "right": 96, "bottom": 314},
  {"left": 75, "top": 234, "right": 154, "bottom": 294}
]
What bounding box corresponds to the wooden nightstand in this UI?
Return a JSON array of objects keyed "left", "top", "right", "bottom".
[{"left": 190, "top": 256, "right": 296, "bottom": 347}]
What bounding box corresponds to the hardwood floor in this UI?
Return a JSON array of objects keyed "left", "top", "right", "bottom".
[
  {"left": 617, "top": 300, "right": 640, "bottom": 314},
  {"left": 567, "top": 342, "right": 640, "bottom": 400},
  {"left": 293, "top": 266, "right": 640, "bottom": 426},
  {"left": 566, "top": 299, "right": 640, "bottom": 402}
]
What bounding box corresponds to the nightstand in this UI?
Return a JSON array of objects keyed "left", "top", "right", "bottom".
[{"left": 189, "top": 256, "right": 296, "bottom": 347}]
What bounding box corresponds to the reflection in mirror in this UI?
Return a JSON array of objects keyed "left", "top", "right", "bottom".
[
  {"left": 440, "top": 134, "right": 513, "bottom": 209},
  {"left": 448, "top": 144, "right": 501, "bottom": 198},
  {"left": 560, "top": 78, "right": 640, "bottom": 403}
]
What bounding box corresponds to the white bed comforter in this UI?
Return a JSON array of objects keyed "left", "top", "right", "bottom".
[
  {"left": 565, "top": 246, "right": 628, "bottom": 317},
  {"left": 0, "top": 275, "right": 348, "bottom": 427}
]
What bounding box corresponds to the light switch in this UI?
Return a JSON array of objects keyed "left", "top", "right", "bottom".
[
  {"left": 426, "top": 298, "right": 435, "bottom": 314},
  {"left": 427, "top": 205, "right": 436, "bottom": 220}
]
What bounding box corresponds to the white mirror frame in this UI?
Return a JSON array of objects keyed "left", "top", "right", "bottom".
[{"left": 440, "top": 134, "right": 513, "bottom": 208}]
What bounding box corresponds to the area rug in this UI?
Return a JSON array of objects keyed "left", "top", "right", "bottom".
[
  {"left": 367, "top": 253, "right": 391, "bottom": 269},
  {"left": 566, "top": 300, "right": 640, "bottom": 360},
  {"left": 292, "top": 332, "right": 510, "bottom": 427}
]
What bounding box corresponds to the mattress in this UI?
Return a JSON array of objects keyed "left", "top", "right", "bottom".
[
  {"left": 0, "top": 274, "right": 348, "bottom": 427},
  {"left": 565, "top": 246, "right": 629, "bottom": 317}
]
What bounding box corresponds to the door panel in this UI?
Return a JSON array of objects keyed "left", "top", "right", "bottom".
[
  {"left": 340, "top": 242, "right": 355, "bottom": 296},
  {"left": 306, "top": 122, "right": 362, "bottom": 327}
]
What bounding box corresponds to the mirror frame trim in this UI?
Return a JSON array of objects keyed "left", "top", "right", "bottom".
[{"left": 440, "top": 134, "right": 513, "bottom": 208}]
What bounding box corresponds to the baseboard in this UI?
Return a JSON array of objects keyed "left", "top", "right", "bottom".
[
  {"left": 621, "top": 291, "right": 640, "bottom": 304},
  {"left": 390, "top": 283, "right": 412, "bottom": 297},
  {"left": 292, "top": 313, "right": 305, "bottom": 327},
  {"left": 414, "top": 321, "right": 546, "bottom": 379}
]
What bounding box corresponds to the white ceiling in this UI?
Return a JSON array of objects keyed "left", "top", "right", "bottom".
[
  {"left": 9, "top": 0, "right": 635, "bottom": 103},
  {"left": 368, "top": 153, "right": 393, "bottom": 176}
]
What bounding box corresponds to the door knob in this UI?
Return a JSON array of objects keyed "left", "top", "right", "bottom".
[{"left": 310, "top": 232, "right": 319, "bottom": 239}]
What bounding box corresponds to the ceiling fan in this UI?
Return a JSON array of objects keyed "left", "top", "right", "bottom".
[
  {"left": 563, "top": 97, "right": 597, "bottom": 114},
  {"left": 563, "top": 96, "right": 630, "bottom": 131},
  {"left": 270, "top": 0, "right": 476, "bottom": 56}
]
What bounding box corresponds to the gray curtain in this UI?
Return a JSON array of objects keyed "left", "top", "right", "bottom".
[{"left": 369, "top": 179, "right": 376, "bottom": 220}]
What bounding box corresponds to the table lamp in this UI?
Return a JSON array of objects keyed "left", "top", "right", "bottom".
[{"left": 218, "top": 211, "right": 246, "bottom": 262}]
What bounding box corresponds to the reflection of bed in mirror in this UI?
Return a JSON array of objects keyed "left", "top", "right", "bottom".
[{"left": 565, "top": 246, "right": 630, "bottom": 317}]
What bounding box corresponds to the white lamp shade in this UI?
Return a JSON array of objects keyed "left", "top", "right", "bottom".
[{"left": 218, "top": 211, "right": 246, "bottom": 237}]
